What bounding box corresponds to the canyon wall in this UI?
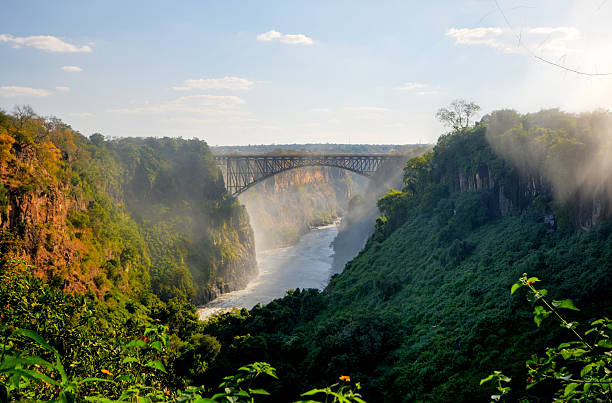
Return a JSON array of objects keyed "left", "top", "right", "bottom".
[
  {"left": 239, "top": 167, "right": 365, "bottom": 250},
  {"left": 0, "top": 112, "right": 257, "bottom": 305}
]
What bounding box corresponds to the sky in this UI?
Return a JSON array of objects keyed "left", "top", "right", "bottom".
[{"left": 1, "top": 0, "right": 611, "bottom": 145}]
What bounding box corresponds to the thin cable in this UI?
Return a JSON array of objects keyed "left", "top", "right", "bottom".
[{"left": 494, "top": 0, "right": 612, "bottom": 76}]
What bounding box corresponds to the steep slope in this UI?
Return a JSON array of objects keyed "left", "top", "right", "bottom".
[
  {"left": 202, "top": 110, "right": 612, "bottom": 402},
  {"left": 0, "top": 110, "right": 256, "bottom": 305},
  {"left": 239, "top": 167, "right": 362, "bottom": 250}
]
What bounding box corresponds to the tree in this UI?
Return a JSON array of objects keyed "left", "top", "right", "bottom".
[{"left": 436, "top": 99, "right": 481, "bottom": 131}]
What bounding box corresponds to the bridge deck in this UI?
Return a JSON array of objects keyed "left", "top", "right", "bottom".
[{"left": 214, "top": 154, "right": 407, "bottom": 196}]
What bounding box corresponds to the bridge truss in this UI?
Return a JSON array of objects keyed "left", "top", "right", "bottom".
[{"left": 214, "top": 154, "right": 406, "bottom": 196}]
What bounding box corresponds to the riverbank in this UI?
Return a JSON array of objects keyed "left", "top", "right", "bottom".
[{"left": 198, "top": 223, "right": 339, "bottom": 320}]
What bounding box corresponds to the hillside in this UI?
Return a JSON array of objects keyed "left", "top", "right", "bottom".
[
  {"left": 1, "top": 108, "right": 610, "bottom": 402},
  {"left": 0, "top": 108, "right": 256, "bottom": 305},
  {"left": 216, "top": 143, "right": 429, "bottom": 251},
  {"left": 201, "top": 109, "right": 612, "bottom": 402}
]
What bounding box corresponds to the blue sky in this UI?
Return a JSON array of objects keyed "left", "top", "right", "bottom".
[{"left": 1, "top": 0, "right": 611, "bottom": 145}]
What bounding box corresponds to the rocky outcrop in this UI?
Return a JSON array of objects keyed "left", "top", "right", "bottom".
[
  {"left": 198, "top": 210, "right": 257, "bottom": 304},
  {"left": 0, "top": 164, "right": 92, "bottom": 293},
  {"left": 331, "top": 158, "right": 406, "bottom": 272},
  {"left": 443, "top": 163, "right": 608, "bottom": 230},
  {"left": 240, "top": 167, "right": 363, "bottom": 250}
]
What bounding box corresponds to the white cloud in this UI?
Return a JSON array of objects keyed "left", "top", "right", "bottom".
[
  {"left": 257, "top": 30, "right": 314, "bottom": 45},
  {"left": 0, "top": 86, "right": 51, "bottom": 97},
  {"left": 445, "top": 26, "right": 581, "bottom": 58},
  {"left": 0, "top": 34, "right": 93, "bottom": 53},
  {"left": 309, "top": 107, "right": 332, "bottom": 113},
  {"left": 112, "top": 94, "right": 246, "bottom": 115},
  {"left": 181, "top": 76, "right": 254, "bottom": 91},
  {"left": 394, "top": 82, "right": 426, "bottom": 91},
  {"left": 55, "top": 86, "right": 70, "bottom": 92},
  {"left": 61, "top": 65, "right": 83, "bottom": 72}
]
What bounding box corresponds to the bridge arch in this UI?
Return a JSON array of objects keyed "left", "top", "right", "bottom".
[{"left": 214, "top": 154, "right": 406, "bottom": 196}]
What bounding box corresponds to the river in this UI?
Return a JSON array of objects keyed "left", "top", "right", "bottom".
[{"left": 197, "top": 223, "right": 339, "bottom": 320}]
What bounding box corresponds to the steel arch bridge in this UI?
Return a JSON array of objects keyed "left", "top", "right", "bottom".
[{"left": 214, "top": 154, "right": 407, "bottom": 196}]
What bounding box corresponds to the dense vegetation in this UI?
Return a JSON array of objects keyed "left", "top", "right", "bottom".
[
  {"left": 1, "top": 107, "right": 611, "bottom": 401},
  {"left": 199, "top": 110, "right": 612, "bottom": 402},
  {"left": 0, "top": 107, "right": 255, "bottom": 305}
]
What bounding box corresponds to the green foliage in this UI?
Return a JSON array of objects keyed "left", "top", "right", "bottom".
[
  {"left": 0, "top": 183, "right": 8, "bottom": 218},
  {"left": 479, "top": 371, "right": 511, "bottom": 402},
  {"left": 0, "top": 324, "right": 359, "bottom": 403},
  {"left": 486, "top": 274, "right": 612, "bottom": 402},
  {"left": 298, "top": 377, "right": 366, "bottom": 403},
  {"left": 201, "top": 118, "right": 611, "bottom": 402},
  {"left": 0, "top": 108, "right": 255, "bottom": 306},
  {"left": 484, "top": 108, "right": 612, "bottom": 207}
]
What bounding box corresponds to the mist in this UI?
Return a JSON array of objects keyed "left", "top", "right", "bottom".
[
  {"left": 330, "top": 147, "right": 432, "bottom": 272},
  {"left": 238, "top": 166, "right": 365, "bottom": 252},
  {"left": 484, "top": 109, "right": 612, "bottom": 219}
]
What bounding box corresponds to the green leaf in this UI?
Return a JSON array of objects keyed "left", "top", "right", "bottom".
[
  {"left": 149, "top": 341, "right": 162, "bottom": 352},
  {"left": 13, "top": 329, "right": 56, "bottom": 353},
  {"left": 480, "top": 374, "right": 495, "bottom": 385},
  {"left": 564, "top": 382, "right": 579, "bottom": 396},
  {"left": 533, "top": 306, "right": 550, "bottom": 327},
  {"left": 125, "top": 340, "right": 146, "bottom": 349},
  {"left": 6, "top": 368, "right": 60, "bottom": 386},
  {"left": 55, "top": 351, "right": 68, "bottom": 384},
  {"left": 0, "top": 355, "right": 54, "bottom": 370},
  {"left": 144, "top": 360, "right": 166, "bottom": 373},
  {"left": 301, "top": 389, "right": 325, "bottom": 396},
  {"left": 534, "top": 315, "right": 543, "bottom": 327},
  {"left": 249, "top": 388, "right": 270, "bottom": 395},
  {"left": 144, "top": 327, "right": 157, "bottom": 336},
  {"left": 553, "top": 299, "right": 580, "bottom": 311},
  {"left": 121, "top": 357, "right": 139, "bottom": 364},
  {"left": 510, "top": 283, "right": 522, "bottom": 295},
  {"left": 59, "top": 390, "right": 76, "bottom": 403},
  {"left": 596, "top": 339, "right": 612, "bottom": 349},
  {"left": 526, "top": 277, "right": 540, "bottom": 284}
]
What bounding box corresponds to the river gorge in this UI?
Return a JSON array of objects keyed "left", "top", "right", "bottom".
[{"left": 198, "top": 223, "right": 340, "bottom": 320}]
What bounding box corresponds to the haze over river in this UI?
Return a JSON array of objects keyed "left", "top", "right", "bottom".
[{"left": 197, "top": 224, "right": 339, "bottom": 320}]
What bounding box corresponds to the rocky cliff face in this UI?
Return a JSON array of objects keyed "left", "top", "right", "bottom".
[
  {"left": 197, "top": 208, "right": 257, "bottom": 304},
  {"left": 1, "top": 182, "right": 82, "bottom": 290},
  {"left": 0, "top": 117, "right": 259, "bottom": 304},
  {"left": 239, "top": 167, "right": 364, "bottom": 250},
  {"left": 330, "top": 158, "right": 406, "bottom": 272},
  {"left": 443, "top": 165, "right": 608, "bottom": 230},
  {"left": 0, "top": 147, "right": 104, "bottom": 294}
]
